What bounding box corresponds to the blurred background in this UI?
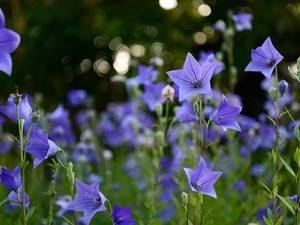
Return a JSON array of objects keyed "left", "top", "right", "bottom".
[{"left": 1, "top": 0, "right": 300, "bottom": 116}]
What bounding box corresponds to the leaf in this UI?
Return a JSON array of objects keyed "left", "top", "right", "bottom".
[
  {"left": 294, "top": 125, "right": 300, "bottom": 142},
  {"left": 188, "top": 219, "right": 193, "bottom": 225},
  {"left": 26, "top": 207, "right": 35, "bottom": 220},
  {"left": 10, "top": 135, "right": 20, "bottom": 143},
  {"left": 276, "top": 194, "right": 298, "bottom": 215},
  {"left": 275, "top": 216, "right": 283, "bottom": 225},
  {"left": 266, "top": 115, "right": 276, "bottom": 126},
  {"left": 294, "top": 147, "right": 300, "bottom": 167},
  {"left": 263, "top": 215, "right": 273, "bottom": 225},
  {"left": 279, "top": 156, "right": 296, "bottom": 178},
  {"left": 273, "top": 186, "right": 278, "bottom": 196},
  {"left": 258, "top": 180, "right": 272, "bottom": 195}
]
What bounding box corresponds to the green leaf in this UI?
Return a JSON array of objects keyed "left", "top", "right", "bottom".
[
  {"left": 294, "top": 148, "right": 300, "bottom": 167},
  {"left": 26, "top": 207, "right": 35, "bottom": 220},
  {"left": 267, "top": 207, "right": 273, "bottom": 221},
  {"left": 279, "top": 156, "right": 296, "bottom": 178},
  {"left": 275, "top": 216, "right": 283, "bottom": 225},
  {"left": 266, "top": 115, "right": 276, "bottom": 126},
  {"left": 188, "top": 219, "right": 193, "bottom": 225},
  {"left": 10, "top": 135, "right": 20, "bottom": 143},
  {"left": 258, "top": 180, "right": 272, "bottom": 195},
  {"left": 294, "top": 125, "right": 300, "bottom": 142},
  {"left": 273, "top": 186, "right": 278, "bottom": 196},
  {"left": 276, "top": 194, "right": 298, "bottom": 215},
  {"left": 263, "top": 216, "right": 273, "bottom": 225}
]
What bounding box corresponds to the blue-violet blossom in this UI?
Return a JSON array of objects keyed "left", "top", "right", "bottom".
[
  {"left": 212, "top": 95, "right": 242, "bottom": 132},
  {"left": 66, "top": 178, "right": 107, "bottom": 225},
  {"left": 183, "top": 157, "right": 222, "bottom": 198},
  {"left": 245, "top": 37, "right": 283, "bottom": 78},
  {"left": 0, "top": 9, "right": 21, "bottom": 76},
  {"left": 167, "top": 53, "right": 216, "bottom": 101},
  {"left": 0, "top": 165, "right": 21, "bottom": 191},
  {"left": 232, "top": 13, "right": 253, "bottom": 31},
  {"left": 112, "top": 204, "right": 136, "bottom": 225}
]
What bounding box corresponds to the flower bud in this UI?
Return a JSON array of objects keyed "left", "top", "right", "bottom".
[
  {"left": 155, "top": 103, "right": 163, "bottom": 117},
  {"left": 193, "top": 102, "right": 199, "bottom": 115},
  {"left": 155, "top": 131, "right": 165, "bottom": 146},
  {"left": 31, "top": 110, "right": 41, "bottom": 123},
  {"left": 162, "top": 84, "right": 175, "bottom": 102},
  {"left": 268, "top": 87, "right": 277, "bottom": 102},
  {"left": 181, "top": 192, "right": 189, "bottom": 206},
  {"left": 278, "top": 80, "right": 288, "bottom": 96}
]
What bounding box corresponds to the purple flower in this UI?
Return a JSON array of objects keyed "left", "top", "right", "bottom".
[
  {"left": 183, "top": 157, "right": 222, "bottom": 198},
  {"left": 245, "top": 37, "right": 283, "bottom": 78},
  {"left": 136, "top": 65, "right": 158, "bottom": 85},
  {"left": 0, "top": 165, "right": 21, "bottom": 191},
  {"left": 8, "top": 185, "right": 30, "bottom": 210},
  {"left": 0, "top": 95, "right": 32, "bottom": 123},
  {"left": 167, "top": 53, "right": 216, "bottom": 101},
  {"left": 0, "top": 9, "right": 21, "bottom": 76},
  {"left": 67, "top": 178, "right": 107, "bottom": 225},
  {"left": 112, "top": 204, "right": 136, "bottom": 225},
  {"left": 232, "top": 13, "right": 253, "bottom": 31},
  {"left": 212, "top": 95, "right": 242, "bottom": 132},
  {"left": 26, "top": 128, "right": 58, "bottom": 168},
  {"left": 175, "top": 101, "right": 198, "bottom": 123},
  {"left": 55, "top": 195, "right": 73, "bottom": 216},
  {"left": 198, "top": 51, "right": 225, "bottom": 76},
  {"left": 141, "top": 82, "right": 165, "bottom": 111},
  {"left": 67, "top": 89, "right": 87, "bottom": 107}
]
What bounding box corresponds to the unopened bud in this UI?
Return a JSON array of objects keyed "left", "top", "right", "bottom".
[
  {"left": 155, "top": 103, "right": 163, "bottom": 117},
  {"left": 162, "top": 84, "right": 175, "bottom": 102},
  {"left": 181, "top": 192, "right": 189, "bottom": 206},
  {"left": 297, "top": 57, "right": 300, "bottom": 76},
  {"left": 155, "top": 131, "right": 165, "bottom": 146},
  {"left": 103, "top": 149, "right": 113, "bottom": 161},
  {"left": 268, "top": 87, "right": 277, "bottom": 102},
  {"left": 278, "top": 79, "right": 288, "bottom": 96},
  {"left": 193, "top": 102, "right": 199, "bottom": 115}
]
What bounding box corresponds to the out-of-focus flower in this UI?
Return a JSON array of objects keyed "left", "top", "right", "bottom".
[
  {"left": 55, "top": 195, "right": 73, "bottom": 217},
  {"left": 232, "top": 13, "right": 253, "bottom": 31},
  {"left": 136, "top": 65, "right": 158, "bottom": 85},
  {"left": 167, "top": 53, "right": 216, "bottom": 101},
  {"left": 141, "top": 82, "right": 165, "bottom": 111},
  {"left": 175, "top": 102, "right": 198, "bottom": 123},
  {"left": 149, "top": 56, "right": 164, "bottom": 67},
  {"left": 183, "top": 157, "right": 222, "bottom": 198},
  {"left": 26, "top": 128, "right": 59, "bottom": 168},
  {"left": 0, "top": 165, "right": 21, "bottom": 191},
  {"left": 112, "top": 204, "right": 136, "bottom": 225},
  {"left": 0, "top": 95, "right": 32, "bottom": 123},
  {"left": 245, "top": 37, "right": 283, "bottom": 78},
  {"left": 0, "top": 9, "right": 21, "bottom": 76},
  {"left": 67, "top": 89, "right": 87, "bottom": 107},
  {"left": 199, "top": 51, "right": 225, "bottom": 76},
  {"left": 212, "top": 95, "right": 242, "bottom": 132},
  {"left": 66, "top": 179, "right": 107, "bottom": 225},
  {"left": 213, "top": 20, "right": 227, "bottom": 32},
  {"left": 8, "top": 184, "right": 30, "bottom": 209}
]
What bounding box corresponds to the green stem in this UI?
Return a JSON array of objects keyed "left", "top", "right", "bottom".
[
  {"left": 198, "top": 97, "right": 204, "bottom": 157},
  {"left": 272, "top": 67, "right": 280, "bottom": 224},
  {"left": 294, "top": 166, "right": 300, "bottom": 225}
]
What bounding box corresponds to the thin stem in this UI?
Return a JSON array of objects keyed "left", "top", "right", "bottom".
[
  {"left": 294, "top": 166, "right": 300, "bottom": 225},
  {"left": 272, "top": 67, "right": 280, "bottom": 224},
  {"left": 198, "top": 97, "right": 204, "bottom": 157},
  {"left": 186, "top": 200, "right": 189, "bottom": 225},
  {"left": 199, "top": 193, "right": 204, "bottom": 225}
]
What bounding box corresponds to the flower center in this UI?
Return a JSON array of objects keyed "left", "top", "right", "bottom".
[
  {"left": 266, "top": 59, "right": 275, "bottom": 67},
  {"left": 92, "top": 197, "right": 102, "bottom": 210},
  {"left": 116, "top": 217, "right": 123, "bottom": 223},
  {"left": 192, "top": 80, "right": 202, "bottom": 89},
  {"left": 192, "top": 182, "right": 202, "bottom": 191}
]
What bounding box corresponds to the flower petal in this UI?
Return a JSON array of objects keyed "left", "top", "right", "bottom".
[
  {"left": 0, "top": 28, "right": 20, "bottom": 53},
  {"left": 0, "top": 52, "right": 12, "bottom": 75},
  {"left": 0, "top": 9, "right": 4, "bottom": 29}
]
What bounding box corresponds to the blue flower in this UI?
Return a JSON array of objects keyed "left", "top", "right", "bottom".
[
  {"left": 167, "top": 53, "right": 216, "bottom": 101},
  {"left": 0, "top": 95, "right": 32, "bottom": 123},
  {"left": 245, "top": 37, "right": 283, "bottom": 78},
  {"left": 26, "top": 128, "right": 58, "bottom": 168},
  {"left": 67, "top": 178, "right": 107, "bottom": 225},
  {"left": 136, "top": 65, "right": 158, "bottom": 85},
  {"left": 8, "top": 184, "right": 30, "bottom": 210},
  {"left": 67, "top": 89, "right": 87, "bottom": 107},
  {"left": 232, "top": 13, "right": 253, "bottom": 31},
  {"left": 112, "top": 204, "right": 136, "bottom": 225},
  {"left": 0, "top": 165, "right": 21, "bottom": 191},
  {"left": 0, "top": 9, "right": 20, "bottom": 76},
  {"left": 183, "top": 157, "right": 222, "bottom": 198},
  {"left": 141, "top": 82, "right": 165, "bottom": 111},
  {"left": 212, "top": 95, "right": 242, "bottom": 132}
]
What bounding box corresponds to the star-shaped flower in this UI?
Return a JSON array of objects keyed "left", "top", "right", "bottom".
[
  {"left": 183, "top": 157, "right": 222, "bottom": 198},
  {"left": 0, "top": 95, "right": 32, "bottom": 123},
  {"left": 0, "top": 9, "right": 21, "bottom": 76},
  {"left": 167, "top": 53, "right": 216, "bottom": 101},
  {"left": 0, "top": 165, "right": 21, "bottom": 191},
  {"left": 212, "top": 95, "right": 242, "bottom": 132},
  {"left": 66, "top": 178, "right": 107, "bottom": 225},
  {"left": 245, "top": 37, "right": 283, "bottom": 78},
  {"left": 232, "top": 13, "right": 253, "bottom": 31},
  {"left": 112, "top": 204, "right": 136, "bottom": 225},
  {"left": 26, "top": 128, "right": 59, "bottom": 168}
]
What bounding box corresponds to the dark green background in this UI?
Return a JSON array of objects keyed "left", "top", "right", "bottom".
[{"left": 1, "top": 0, "right": 300, "bottom": 115}]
